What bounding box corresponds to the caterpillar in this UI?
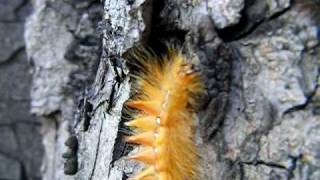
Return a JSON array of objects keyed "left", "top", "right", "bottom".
[{"left": 124, "top": 47, "right": 204, "bottom": 180}]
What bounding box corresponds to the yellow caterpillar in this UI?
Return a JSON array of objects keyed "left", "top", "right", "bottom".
[{"left": 124, "top": 47, "right": 204, "bottom": 180}]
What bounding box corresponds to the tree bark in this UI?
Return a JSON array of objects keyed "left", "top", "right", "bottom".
[
  {"left": 0, "top": 0, "right": 43, "bottom": 179},
  {"left": 25, "top": 0, "right": 320, "bottom": 179}
]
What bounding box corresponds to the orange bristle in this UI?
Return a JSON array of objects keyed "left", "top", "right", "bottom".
[
  {"left": 125, "top": 47, "right": 204, "bottom": 180},
  {"left": 129, "top": 148, "right": 156, "bottom": 165},
  {"left": 126, "top": 101, "right": 160, "bottom": 116},
  {"left": 126, "top": 131, "right": 155, "bottom": 146},
  {"left": 132, "top": 167, "right": 156, "bottom": 180},
  {"left": 125, "top": 116, "right": 157, "bottom": 131}
]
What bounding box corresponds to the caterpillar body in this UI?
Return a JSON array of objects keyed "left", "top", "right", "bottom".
[{"left": 125, "top": 48, "right": 204, "bottom": 180}]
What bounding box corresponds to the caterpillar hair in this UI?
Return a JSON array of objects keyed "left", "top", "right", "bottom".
[{"left": 123, "top": 46, "right": 204, "bottom": 180}]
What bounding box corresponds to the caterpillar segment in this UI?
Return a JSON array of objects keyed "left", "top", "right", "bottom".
[{"left": 125, "top": 49, "right": 203, "bottom": 180}]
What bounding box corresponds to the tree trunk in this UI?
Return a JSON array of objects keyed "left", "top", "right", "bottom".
[
  {"left": 24, "top": 0, "right": 320, "bottom": 179},
  {"left": 0, "top": 0, "right": 43, "bottom": 179}
]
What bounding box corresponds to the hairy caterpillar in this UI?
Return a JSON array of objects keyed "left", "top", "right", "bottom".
[{"left": 124, "top": 47, "right": 204, "bottom": 180}]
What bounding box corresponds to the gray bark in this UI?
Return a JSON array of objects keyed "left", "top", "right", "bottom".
[
  {"left": 23, "top": 0, "right": 320, "bottom": 179},
  {"left": 0, "top": 0, "right": 43, "bottom": 179}
]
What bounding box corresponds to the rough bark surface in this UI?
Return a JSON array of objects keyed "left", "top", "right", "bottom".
[
  {"left": 23, "top": 0, "right": 320, "bottom": 180},
  {"left": 0, "top": 0, "right": 43, "bottom": 179},
  {"left": 25, "top": 0, "right": 102, "bottom": 179}
]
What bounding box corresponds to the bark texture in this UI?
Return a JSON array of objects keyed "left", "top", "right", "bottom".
[
  {"left": 0, "top": 0, "right": 43, "bottom": 179},
  {"left": 23, "top": 0, "right": 320, "bottom": 179}
]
